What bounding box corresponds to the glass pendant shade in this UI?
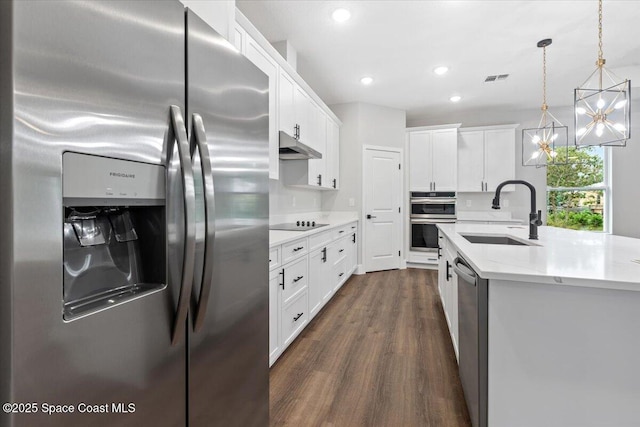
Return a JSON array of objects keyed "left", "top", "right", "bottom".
[
  {"left": 574, "top": 73, "right": 630, "bottom": 147},
  {"left": 574, "top": 0, "right": 631, "bottom": 148},
  {"left": 522, "top": 120, "right": 569, "bottom": 168},
  {"left": 522, "top": 38, "right": 569, "bottom": 168}
]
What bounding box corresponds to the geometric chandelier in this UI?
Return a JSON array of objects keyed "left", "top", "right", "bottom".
[
  {"left": 574, "top": 0, "right": 631, "bottom": 147},
  {"left": 522, "top": 38, "right": 569, "bottom": 167}
]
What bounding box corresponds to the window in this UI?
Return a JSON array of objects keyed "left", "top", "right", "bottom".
[{"left": 546, "top": 146, "right": 610, "bottom": 232}]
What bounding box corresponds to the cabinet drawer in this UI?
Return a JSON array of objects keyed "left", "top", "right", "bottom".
[
  {"left": 282, "top": 290, "right": 308, "bottom": 347},
  {"left": 333, "top": 257, "right": 347, "bottom": 290},
  {"left": 309, "top": 229, "right": 332, "bottom": 251},
  {"left": 281, "top": 237, "right": 308, "bottom": 264},
  {"left": 282, "top": 256, "right": 308, "bottom": 304},
  {"left": 333, "top": 237, "right": 349, "bottom": 262},
  {"left": 269, "top": 247, "right": 280, "bottom": 270},
  {"left": 332, "top": 224, "right": 350, "bottom": 240}
]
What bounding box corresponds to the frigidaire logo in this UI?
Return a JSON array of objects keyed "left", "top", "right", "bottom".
[{"left": 110, "top": 172, "right": 135, "bottom": 179}]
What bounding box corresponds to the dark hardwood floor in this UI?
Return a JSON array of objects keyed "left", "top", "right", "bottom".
[{"left": 270, "top": 268, "right": 471, "bottom": 427}]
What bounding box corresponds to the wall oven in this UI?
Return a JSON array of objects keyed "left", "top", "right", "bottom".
[{"left": 410, "top": 192, "right": 456, "bottom": 252}]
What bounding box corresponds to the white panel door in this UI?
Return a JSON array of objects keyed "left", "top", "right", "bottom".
[
  {"left": 409, "top": 131, "right": 431, "bottom": 191},
  {"left": 484, "top": 129, "right": 516, "bottom": 192},
  {"left": 457, "top": 131, "right": 485, "bottom": 192},
  {"left": 364, "top": 148, "right": 402, "bottom": 272},
  {"left": 245, "top": 35, "right": 279, "bottom": 179},
  {"left": 431, "top": 129, "right": 458, "bottom": 192}
]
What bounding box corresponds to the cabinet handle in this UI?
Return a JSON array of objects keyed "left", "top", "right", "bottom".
[
  {"left": 317, "top": 174, "right": 322, "bottom": 186},
  {"left": 322, "top": 247, "right": 327, "bottom": 263},
  {"left": 352, "top": 234, "right": 356, "bottom": 243},
  {"left": 351, "top": 226, "right": 356, "bottom": 229},
  {"left": 339, "top": 273, "right": 344, "bottom": 277},
  {"left": 339, "top": 230, "right": 345, "bottom": 234},
  {"left": 293, "top": 313, "right": 303, "bottom": 322},
  {"left": 293, "top": 246, "right": 304, "bottom": 252},
  {"left": 437, "top": 247, "right": 442, "bottom": 259},
  {"left": 333, "top": 178, "right": 337, "bottom": 188},
  {"left": 280, "top": 269, "right": 285, "bottom": 290},
  {"left": 433, "top": 182, "right": 436, "bottom": 191},
  {"left": 339, "top": 249, "right": 344, "bottom": 253},
  {"left": 446, "top": 260, "right": 452, "bottom": 281},
  {"left": 269, "top": 259, "right": 271, "bottom": 263},
  {"left": 293, "top": 275, "right": 304, "bottom": 283}
]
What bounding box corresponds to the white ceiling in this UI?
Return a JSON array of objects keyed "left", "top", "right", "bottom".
[{"left": 236, "top": 0, "right": 640, "bottom": 123}]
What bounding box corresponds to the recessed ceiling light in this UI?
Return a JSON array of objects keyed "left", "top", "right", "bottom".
[
  {"left": 450, "top": 95, "right": 462, "bottom": 102},
  {"left": 360, "top": 76, "right": 373, "bottom": 85},
  {"left": 433, "top": 66, "right": 449, "bottom": 75},
  {"left": 332, "top": 8, "right": 351, "bottom": 23}
]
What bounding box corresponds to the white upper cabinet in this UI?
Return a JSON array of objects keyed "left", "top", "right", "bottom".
[
  {"left": 307, "top": 103, "right": 327, "bottom": 187},
  {"left": 244, "top": 34, "right": 279, "bottom": 179},
  {"left": 235, "top": 10, "right": 342, "bottom": 184},
  {"left": 458, "top": 125, "right": 517, "bottom": 192},
  {"left": 326, "top": 118, "right": 340, "bottom": 190},
  {"left": 278, "top": 70, "right": 296, "bottom": 138},
  {"left": 408, "top": 126, "right": 458, "bottom": 192}
]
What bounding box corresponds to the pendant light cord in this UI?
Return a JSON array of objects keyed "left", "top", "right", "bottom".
[{"left": 598, "top": 0, "right": 603, "bottom": 63}]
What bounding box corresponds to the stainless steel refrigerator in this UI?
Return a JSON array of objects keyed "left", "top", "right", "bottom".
[{"left": 0, "top": 1, "right": 269, "bottom": 426}]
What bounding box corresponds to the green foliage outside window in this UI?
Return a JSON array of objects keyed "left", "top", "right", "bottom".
[{"left": 547, "top": 147, "right": 604, "bottom": 231}]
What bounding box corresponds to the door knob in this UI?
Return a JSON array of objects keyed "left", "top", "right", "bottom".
[{"left": 366, "top": 214, "right": 377, "bottom": 219}]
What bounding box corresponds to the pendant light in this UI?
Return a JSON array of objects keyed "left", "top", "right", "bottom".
[
  {"left": 522, "top": 39, "right": 569, "bottom": 168},
  {"left": 574, "top": 0, "right": 630, "bottom": 147}
]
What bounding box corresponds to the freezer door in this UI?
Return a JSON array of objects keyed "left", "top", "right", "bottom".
[
  {"left": 186, "top": 10, "right": 269, "bottom": 427},
  {"left": 3, "top": 2, "right": 187, "bottom": 426}
]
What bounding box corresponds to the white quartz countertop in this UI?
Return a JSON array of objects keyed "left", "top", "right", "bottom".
[
  {"left": 270, "top": 214, "right": 358, "bottom": 247},
  {"left": 437, "top": 223, "right": 640, "bottom": 291}
]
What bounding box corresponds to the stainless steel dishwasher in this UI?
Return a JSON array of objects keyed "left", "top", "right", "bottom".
[{"left": 454, "top": 255, "right": 488, "bottom": 427}]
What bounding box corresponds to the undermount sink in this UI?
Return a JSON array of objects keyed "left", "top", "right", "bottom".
[{"left": 461, "top": 234, "right": 539, "bottom": 246}]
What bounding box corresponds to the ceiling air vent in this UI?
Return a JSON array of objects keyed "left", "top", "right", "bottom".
[{"left": 484, "top": 74, "right": 510, "bottom": 83}]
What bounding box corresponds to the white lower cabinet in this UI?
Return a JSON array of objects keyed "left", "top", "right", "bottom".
[
  {"left": 308, "top": 246, "right": 330, "bottom": 319},
  {"left": 269, "top": 268, "right": 280, "bottom": 366},
  {"left": 438, "top": 233, "right": 459, "bottom": 362},
  {"left": 282, "top": 290, "right": 308, "bottom": 347},
  {"left": 269, "top": 221, "right": 358, "bottom": 366}
]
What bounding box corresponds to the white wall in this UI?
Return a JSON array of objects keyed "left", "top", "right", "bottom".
[
  {"left": 269, "top": 170, "right": 322, "bottom": 218},
  {"left": 180, "top": 0, "right": 235, "bottom": 41},
  {"left": 611, "top": 98, "right": 640, "bottom": 238},
  {"left": 322, "top": 102, "right": 406, "bottom": 213}
]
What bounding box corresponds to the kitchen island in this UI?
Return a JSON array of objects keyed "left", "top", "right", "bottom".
[{"left": 437, "top": 223, "right": 640, "bottom": 427}]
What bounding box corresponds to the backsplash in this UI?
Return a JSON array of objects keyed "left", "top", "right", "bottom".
[{"left": 269, "top": 171, "right": 322, "bottom": 217}]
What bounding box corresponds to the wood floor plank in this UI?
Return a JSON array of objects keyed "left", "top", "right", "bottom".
[{"left": 270, "top": 268, "right": 471, "bottom": 427}]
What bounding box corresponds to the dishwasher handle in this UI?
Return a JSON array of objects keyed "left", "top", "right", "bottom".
[{"left": 453, "top": 256, "right": 477, "bottom": 285}]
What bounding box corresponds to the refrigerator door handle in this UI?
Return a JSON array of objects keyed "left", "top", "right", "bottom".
[
  {"left": 191, "top": 113, "right": 216, "bottom": 333},
  {"left": 169, "top": 105, "right": 197, "bottom": 346}
]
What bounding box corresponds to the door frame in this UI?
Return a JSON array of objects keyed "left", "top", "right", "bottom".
[{"left": 361, "top": 145, "right": 405, "bottom": 273}]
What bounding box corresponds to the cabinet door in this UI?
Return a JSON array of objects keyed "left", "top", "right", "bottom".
[
  {"left": 409, "top": 131, "right": 432, "bottom": 191},
  {"left": 245, "top": 36, "right": 279, "bottom": 180},
  {"left": 307, "top": 103, "right": 326, "bottom": 187},
  {"left": 269, "top": 268, "right": 281, "bottom": 365},
  {"left": 348, "top": 231, "right": 357, "bottom": 275},
  {"left": 431, "top": 129, "right": 458, "bottom": 191},
  {"left": 457, "top": 131, "right": 485, "bottom": 192},
  {"left": 278, "top": 70, "right": 296, "bottom": 137},
  {"left": 326, "top": 118, "right": 340, "bottom": 189},
  {"left": 308, "top": 247, "right": 328, "bottom": 319},
  {"left": 484, "top": 128, "right": 516, "bottom": 192},
  {"left": 437, "top": 234, "right": 446, "bottom": 305},
  {"left": 233, "top": 23, "right": 246, "bottom": 52},
  {"left": 294, "top": 84, "right": 311, "bottom": 145}
]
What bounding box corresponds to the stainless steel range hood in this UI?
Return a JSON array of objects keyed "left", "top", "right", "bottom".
[{"left": 279, "top": 131, "right": 322, "bottom": 160}]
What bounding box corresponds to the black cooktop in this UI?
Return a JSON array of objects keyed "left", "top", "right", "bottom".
[{"left": 269, "top": 222, "right": 329, "bottom": 231}]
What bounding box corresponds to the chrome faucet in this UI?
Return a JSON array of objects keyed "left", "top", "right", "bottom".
[{"left": 491, "top": 180, "right": 543, "bottom": 240}]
